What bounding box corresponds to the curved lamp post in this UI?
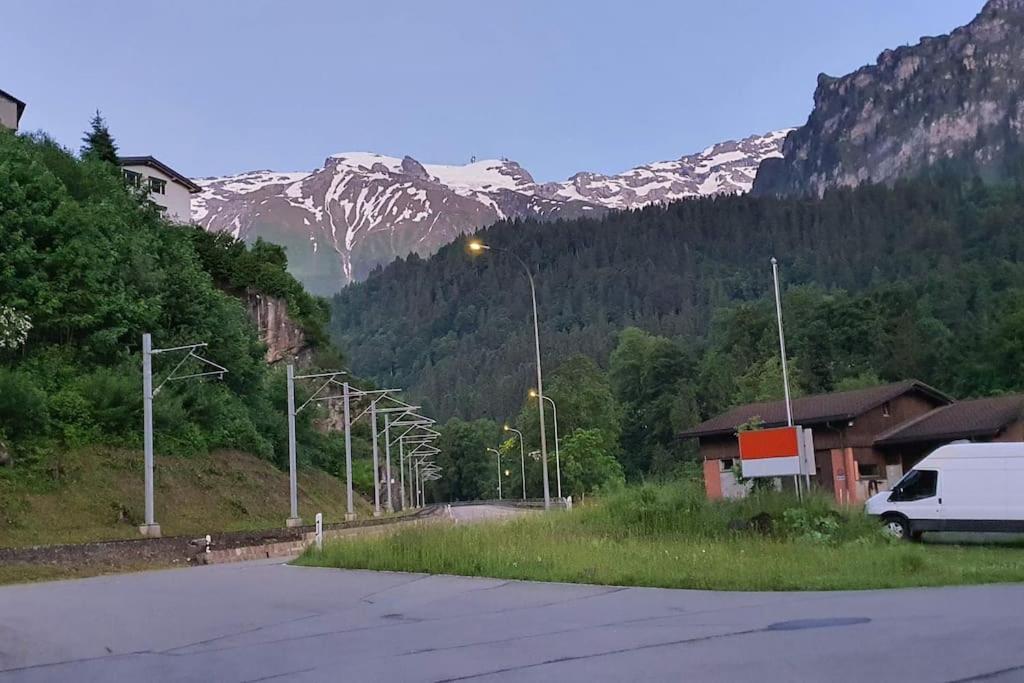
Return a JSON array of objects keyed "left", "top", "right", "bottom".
[
  {"left": 503, "top": 424, "right": 527, "bottom": 500},
  {"left": 529, "top": 389, "right": 561, "bottom": 500},
  {"left": 487, "top": 447, "right": 502, "bottom": 500},
  {"left": 470, "top": 240, "right": 551, "bottom": 509}
]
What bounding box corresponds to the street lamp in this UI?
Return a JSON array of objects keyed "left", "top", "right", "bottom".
[
  {"left": 529, "top": 389, "right": 561, "bottom": 500},
  {"left": 487, "top": 447, "right": 502, "bottom": 500},
  {"left": 504, "top": 424, "right": 527, "bottom": 500},
  {"left": 470, "top": 239, "right": 551, "bottom": 510}
]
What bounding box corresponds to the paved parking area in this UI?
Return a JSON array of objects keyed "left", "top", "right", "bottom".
[{"left": 1, "top": 560, "right": 1023, "bottom": 682}]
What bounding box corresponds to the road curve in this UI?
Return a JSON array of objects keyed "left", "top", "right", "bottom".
[{"left": 1, "top": 559, "right": 1023, "bottom": 682}]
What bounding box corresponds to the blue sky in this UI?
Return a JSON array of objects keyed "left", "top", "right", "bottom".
[{"left": 5, "top": 1, "right": 980, "bottom": 182}]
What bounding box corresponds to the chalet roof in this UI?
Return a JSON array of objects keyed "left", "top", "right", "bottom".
[
  {"left": 0, "top": 88, "right": 26, "bottom": 123},
  {"left": 679, "top": 380, "right": 952, "bottom": 439},
  {"left": 875, "top": 394, "right": 1024, "bottom": 446},
  {"left": 118, "top": 156, "right": 202, "bottom": 193}
]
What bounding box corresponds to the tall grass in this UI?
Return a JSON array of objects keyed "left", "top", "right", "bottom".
[{"left": 297, "top": 482, "right": 1024, "bottom": 591}]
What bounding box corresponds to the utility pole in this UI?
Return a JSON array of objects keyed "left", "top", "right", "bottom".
[
  {"left": 343, "top": 382, "right": 355, "bottom": 520},
  {"left": 286, "top": 364, "right": 299, "bottom": 527},
  {"left": 371, "top": 401, "right": 381, "bottom": 516},
  {"left": 286, "top": 367, "right": 347, "bottom": 527},
  {"left": 383, "top": 413, "right": 394, "bottom": 512},
  {"left": 140, "top": 333, "right": 227, "bottom": 537},
  {"left": 398, "top": 427, "right": 405, "bottom": 510},
  {"left": 142, "top": 333, "right": 156, "bottom": 537}
]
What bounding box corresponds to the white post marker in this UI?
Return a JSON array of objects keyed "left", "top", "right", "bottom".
[{"left": 315, "top": 512, "right": 323, "bottom": 551}]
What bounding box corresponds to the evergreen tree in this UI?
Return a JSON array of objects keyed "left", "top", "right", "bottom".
[{"left": 80, "top": 110, "right": 119, "bottom": 164}]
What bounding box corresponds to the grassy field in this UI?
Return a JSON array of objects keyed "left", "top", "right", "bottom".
[
  {"left": 0, "top": 446, "right": 371, "bottom": 548},
  {"left": 297, "top": 484, "right": 1024, "bottom": 591}
]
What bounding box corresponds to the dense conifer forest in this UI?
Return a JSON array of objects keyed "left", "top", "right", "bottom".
[{"left": 331, "top": 172, "right": 1024, "bottom": 438}]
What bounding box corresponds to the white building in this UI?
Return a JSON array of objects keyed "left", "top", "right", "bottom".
[
  {"left": 0, "top": 88, "right": 26, "bottom": 131},
  {"left": 118, "top": 156, "right": 200, "bottom": 224}
]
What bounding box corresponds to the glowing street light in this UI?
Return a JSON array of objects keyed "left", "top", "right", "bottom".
[
  {"left": 487, "top": 447, "right": 502, "bottom": 500},
  {"left": 504, "top": 424, "right": 527, "bottom": 500},
  {"left": 530, "top": 389, "right": 561, "bottom": 500},
  {"left": 471, "top": 239, "right": 552, "bottom": 509}
]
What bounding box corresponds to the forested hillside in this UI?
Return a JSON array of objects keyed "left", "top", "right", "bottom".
[
  {"left": 331, "top": 172, "right": 1024, "bottom": 429},
  {"left": 0, "top": 128, "right": 366, "bottom": 495}
]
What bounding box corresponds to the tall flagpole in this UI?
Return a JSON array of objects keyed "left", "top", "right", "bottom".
[{"left": 771, "top": 257, "right": 803, "bottom": 496}]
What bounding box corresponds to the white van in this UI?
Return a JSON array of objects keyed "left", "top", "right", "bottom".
[{"left": 865, "top": 443, "right": 1024, "bottom": 540}]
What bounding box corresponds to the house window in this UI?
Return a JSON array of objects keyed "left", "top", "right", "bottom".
[
  {"left": 882, "top": 402, "right": 891, "bottom": 418},
  {"left": 857, "top": 462, "right": 883, "bottom": 479},
  {"left": 149, "top": 178, "right": 167, "bottom": 195},
  {"left": 123, "top": 169, "right": 142, "bottom": 188}
]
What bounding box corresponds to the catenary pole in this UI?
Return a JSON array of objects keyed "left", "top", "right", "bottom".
[
  {"left": 286, "top": 364, "right": 300, "bottom": 526},
  {"left": 399, "top": 436, "right": 406, "bottom": 510},
  {"left": 384, "top": 413, "right": 393, "bottom": 513},
  {"left": 371, "top": 401, "right": 381, "bottom": 516},
  {"left": 142, "top": 333, "right": 157, "bottom": 536},
  {"left": 343, "top": 382, "right": 355, "bottom": 520}
]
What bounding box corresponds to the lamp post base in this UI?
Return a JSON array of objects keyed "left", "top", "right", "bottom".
[
  {"left": 138, "top": 523, "right": 162, "bottom": 538},
  {"left": 344, "top": 512, "right": 357, "bottom": 522},
  {"left": 285, "top": 517, "right": 303, "bottom": 528}
]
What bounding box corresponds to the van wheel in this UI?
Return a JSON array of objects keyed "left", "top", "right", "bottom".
[{"left": 881, "top": 514, "right": 912, "bottom": 540}]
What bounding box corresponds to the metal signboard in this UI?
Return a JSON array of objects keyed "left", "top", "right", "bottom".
[{"left": 739, "top": 426, "right": 804, "bottom": 478}]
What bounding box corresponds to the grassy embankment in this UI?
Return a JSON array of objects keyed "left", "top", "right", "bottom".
[
  {"left": 297, "top": 483, "right": 1024, "bottom": 591},
  {"left": 0, "top": 446, "right": 371, "bottom": 548}
]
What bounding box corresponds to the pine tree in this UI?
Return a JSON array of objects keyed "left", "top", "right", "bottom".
[{"left": 80, "top": 110, "right": 119, "bottom": 164}]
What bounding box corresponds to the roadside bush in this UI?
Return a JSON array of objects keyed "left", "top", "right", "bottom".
[
  {"left": 74, "top": 367, "right": 140, "bottom": 438},
  {"left": 0, "top": 368, "right": 50, "bottom": 440},
  {"left": 48, "top": 387, "right": 97, "bottom": 447},
  {"left": 579, "top": 481, "right": 878, "bottom": 544}
]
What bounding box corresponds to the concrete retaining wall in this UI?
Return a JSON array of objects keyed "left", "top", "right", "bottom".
[{"left": 204, "top": 517, "right": 441, "bottom": 564}]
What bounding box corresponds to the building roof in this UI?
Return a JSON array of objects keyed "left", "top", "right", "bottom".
[
  {"left": 0, "top": 88, "right": 26, "bottom": 123},
  {"left": 875, "top": 394, "right": 1024, "bottom": 446},
  {"left": 679, "top": 380, "right": 952, "bottom": 439},
  {"left": 118, "top": 156, "right": 202, "bottom": 193}
]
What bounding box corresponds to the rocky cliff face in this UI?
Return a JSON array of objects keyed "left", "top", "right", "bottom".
[
  {"left": 246, "top": 291, "right": 310, "bottom": 365},
  {"left": 754, "top": 0, "right": 1024, "bottom": 197},
  {"left": 194, "top": 131, "right": 789, "bottom": 295}
]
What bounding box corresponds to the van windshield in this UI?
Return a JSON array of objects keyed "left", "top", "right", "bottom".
[{"left": 889, "top": 469, "right": 938, "bottom": 502}]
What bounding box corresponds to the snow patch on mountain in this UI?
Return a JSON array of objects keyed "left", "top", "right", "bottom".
[{"left": 192, "top": 130, "right": 791, "bottom": 294}]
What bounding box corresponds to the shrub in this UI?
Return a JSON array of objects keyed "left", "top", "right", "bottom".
[{"left": 0, "top": 369, "right": 49, "bottom": 440}]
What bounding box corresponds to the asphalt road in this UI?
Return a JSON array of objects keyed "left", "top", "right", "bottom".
[{"left": 1, "top": 560, "right": 1023, "bottom": 682}]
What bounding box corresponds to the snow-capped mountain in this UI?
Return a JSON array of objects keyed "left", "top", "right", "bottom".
[{"left": 193, "top": 130, "right": 791, "bottom": 295}]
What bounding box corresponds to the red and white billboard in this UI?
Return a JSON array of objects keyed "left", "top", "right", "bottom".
[{"left": 738, "top": 426, "right": 816, "bottom": 478}]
